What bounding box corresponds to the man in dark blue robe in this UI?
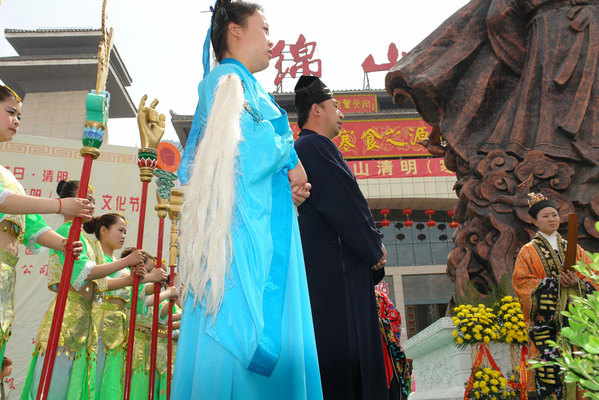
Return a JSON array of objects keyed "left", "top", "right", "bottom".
[{"left": 294, "top": 75, "right": 389, "bottom": 400}]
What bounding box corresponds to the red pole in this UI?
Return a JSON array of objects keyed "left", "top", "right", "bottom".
[
  {"left": 148, "top": 216, "right": 166, "bottom": 399},
  {"left": 166, "top": 267, "right": 175, "bottom": 400},
  {"left": 123, "top": 177, "right": 151, "bottom": 400},
  {"left": 36, "top": 154, "right": 94, "bottom": 400},
  {"left": 124, "top": 93, "right": 165, "bottom": 399}
]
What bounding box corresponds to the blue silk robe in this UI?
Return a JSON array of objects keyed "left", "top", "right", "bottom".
[{"left": 172, "top": 58, "right": 322, "bottom": 399}]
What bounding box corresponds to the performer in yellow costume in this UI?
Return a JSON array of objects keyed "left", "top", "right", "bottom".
[
  {"left": 0, "top": 85, "right": 92, "bottom": 364},
  {"left": 22, "top": 181, "right": 146, "bottom": 400}
]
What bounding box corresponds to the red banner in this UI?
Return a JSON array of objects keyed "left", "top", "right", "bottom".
[
  {"left": 335, "top": 94, "right": 378, "bottom": 114},
  {"left": 292, "top": 118, "right": 433, "bottom": 159},
  {"left": 347, "top": 158, "right": 455, "bottom": 180}
]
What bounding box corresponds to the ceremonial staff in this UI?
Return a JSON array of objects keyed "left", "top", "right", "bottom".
[
  {"left": 166, "top": 188, "right": 183, "bottom": 400},
  {"left": 37, "top": 3, "right": 113, "bottom": 398},
  {"left": 564, "top": 213, "right": 578, "bottom": 272},
  {"left": 123, "top": 97, "right": 165, "bottom": 399},
  {"left": 148, "top": 170, "right": 176, "bottom": 399}
]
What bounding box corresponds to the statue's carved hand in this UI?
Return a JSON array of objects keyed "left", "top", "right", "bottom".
[{"left": 137, "top": 95, "right": 165, "bottom": 149}]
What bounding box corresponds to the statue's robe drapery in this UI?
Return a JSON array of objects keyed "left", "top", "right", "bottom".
[{"left": 386, "top": 0, "right": 599, "bottom": 177}]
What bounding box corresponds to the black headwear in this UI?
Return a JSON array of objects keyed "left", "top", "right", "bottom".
[
  {"left": 294, "top": 75, "right": 333, "bottom": 114},
  {"left": 527, "top": 192, "right": 557, "bottom": 219}
]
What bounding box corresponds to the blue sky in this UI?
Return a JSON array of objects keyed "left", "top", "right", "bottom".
[{"left": 0, "top": 0, "right": 469, "bottom": 146}]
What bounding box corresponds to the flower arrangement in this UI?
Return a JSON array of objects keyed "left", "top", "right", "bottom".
[
  {"left": 495, "top": 296, "right": 527, "bottom": 344},
  {"left": 466, "top": 367, "right": 516, "bottom": 400},
  {"left": 452, "top": 304, "right": 499, "bottom": 348},
  {"left": 452, "top": 296, "right": 526, "bottom": 347}
]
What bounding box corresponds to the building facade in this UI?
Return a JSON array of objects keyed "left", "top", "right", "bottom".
[{"left": 172, "top": 89, "right": 458, "bottom": 342}]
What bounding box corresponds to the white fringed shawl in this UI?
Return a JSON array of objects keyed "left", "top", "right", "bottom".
[{"left": 178, "top": 74, "right": 244, "bottom": 317}]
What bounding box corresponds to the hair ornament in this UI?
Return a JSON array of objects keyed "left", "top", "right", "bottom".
[
  {"left": 527, "top": 192, "right": 557, "bottom": 218},
  {"left": 1, "top": 85, "right": 22, "bottom": 103}
]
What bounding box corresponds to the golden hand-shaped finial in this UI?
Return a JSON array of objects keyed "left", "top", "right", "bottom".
[{"left": 137, "top": 95, "right": 165, "bottom": 149}]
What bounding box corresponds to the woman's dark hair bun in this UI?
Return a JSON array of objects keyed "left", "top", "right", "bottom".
[
  {"left": 56, "top": 180, "right": 67, "bottom": 196},
  {"left": 56, "top": 180, "right": 80, "bottom": 199}
]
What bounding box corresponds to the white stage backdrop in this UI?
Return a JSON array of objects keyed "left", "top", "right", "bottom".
[{"left": 1, "top": 134, "right": 172, "bottom": 396}]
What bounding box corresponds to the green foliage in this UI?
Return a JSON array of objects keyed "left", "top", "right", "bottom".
[{"left": 455, "top": 274, "right": 514, "bottom": 309}]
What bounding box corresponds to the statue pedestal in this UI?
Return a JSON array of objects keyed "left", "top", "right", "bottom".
[{"left": 405, "top": 317, "right": 513, "bottom": 400}]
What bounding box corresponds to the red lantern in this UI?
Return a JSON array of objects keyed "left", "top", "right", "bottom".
[
  {"left": 425, "top": 208, "right": 436, "bottom": 227},
  {"left": 379, "top": 208, "right": 391, "bottom": 228},
  {"left": 401, "top": 208, "right": 413, "bottom": 228},
  {"left": 447, "top": 209, "right": 459, "bottom": 228}
]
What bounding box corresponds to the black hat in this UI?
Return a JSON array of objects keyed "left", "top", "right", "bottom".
[
  {"left": 527, "top": 192, "right": 557, "bottom": 219},
  {"left": 294, "top": 75, "right": 333, "bottom": 114}
]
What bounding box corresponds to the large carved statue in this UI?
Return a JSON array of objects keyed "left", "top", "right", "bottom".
[{"left": 385, "top": 0, "right": 599, "bottom": 299}]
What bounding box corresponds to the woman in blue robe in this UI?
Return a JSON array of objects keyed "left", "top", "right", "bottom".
[{"left": 171, "top": 1, "right": 322, "bottom": 399}]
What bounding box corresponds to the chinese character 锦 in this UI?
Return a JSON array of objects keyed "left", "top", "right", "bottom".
[
  {"left": 400, "top": 159, "right": 418, "bottom": 175},
  {"left": 272, "top": 34, "right": 322, "bottom": 88}
]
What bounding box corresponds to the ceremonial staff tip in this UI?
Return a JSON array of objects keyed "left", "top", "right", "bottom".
[
  {"left": 37, "top": 21, "right": 111, "bottom": 399},
  {"left": 124, "top": 95, "right": 165, "bottom": 400}
]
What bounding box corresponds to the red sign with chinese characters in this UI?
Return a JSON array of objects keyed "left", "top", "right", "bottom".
[
  {"left": 335, "top": 94, "right": 378, "bottom": 114},
  {"left": 347, "top": 158, "right": 455, "bottom": 180},
  {"left": 292, "top": 118, "right": 433, "bottom": 159}
]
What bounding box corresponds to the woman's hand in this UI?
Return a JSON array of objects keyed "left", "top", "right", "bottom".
[
  {"left": 288, "top": 160, "right": 310, "bottom": 206},
  {"left": 62, "top": 239, "right": 84, "bottom": 259},
  {"left": 124, "top": 250, "right": 146, "bottom": 267},
  {"left": 60, "top": 198, "right": 95, "bottom": 219},
  {"left": 166, "top": 285, "right": 179, "bottom": 300},
  {"left": 131, "top": 264, "right": 146, "bottom": 278},
  {"left": 145, "top": 267, "right": 167, "bottom": 283},
  {"left": 292, "top": 183, "right": 311, "bottom": 206},
  {"left": 560, "top": 270, "right": 580, "bottom": 288}
]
